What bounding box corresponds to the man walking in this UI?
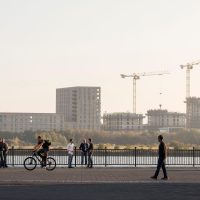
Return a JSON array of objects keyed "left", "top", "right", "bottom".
[
  {"left": 67, "top": 139, "right": 74, "bottom": 168},
  {"left": 79, "top": 139, "right": 88, "bottom": 165},
  {"left": 151, "top": 135, "right": 168, "bottom": 180},
  {"left": 87, "top": 138, "right": 93, "bottom": 168}
]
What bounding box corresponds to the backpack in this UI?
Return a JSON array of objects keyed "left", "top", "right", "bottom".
[{"left": 44, "top": 140, "right": 51, "bottom": 146}]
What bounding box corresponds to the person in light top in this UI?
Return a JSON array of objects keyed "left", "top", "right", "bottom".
[{"left": 67, "top": 139, "right": 75, "bottom": 168}]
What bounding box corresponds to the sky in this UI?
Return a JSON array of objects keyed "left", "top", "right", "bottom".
[{"left": 0, "top": 0, "right": 200, "bottom": 115}]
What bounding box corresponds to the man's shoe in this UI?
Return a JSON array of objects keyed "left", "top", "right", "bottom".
[
  {"left": 150, "top": 176, "right": 157, "bottom": 180},
  {"left": 161, "top": 177, "right": 168, "bottom": 180}
]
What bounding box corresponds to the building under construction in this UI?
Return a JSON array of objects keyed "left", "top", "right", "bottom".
[
  {"left": 186, "top": 97, "right": 200, "bottom": 129},
  {"left": 103, "top": 112, "right": 144, "bottom": 131},
  {"left": 146, "top": 109, "right": 186, "bottom": 131}
]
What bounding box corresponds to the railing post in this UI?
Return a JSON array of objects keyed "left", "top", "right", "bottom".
[
  {"left": 75, "top": 146, "right": 77, "bottom": 167},
  {"left": 105, "top": 147, "right": 107, "bottom": 167},
  {"left": 193, "top": 147, "right": 195, "bottom": 167},
  {"left": 134, "top": 147, "right": 137, "bottom": 167},
  {"left": 12, "top": 146, "right": 14, "bottom": 167}
]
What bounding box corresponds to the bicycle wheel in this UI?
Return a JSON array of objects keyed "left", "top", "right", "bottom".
[
  {"left": 24, "top": 157, "right": 37, "bottom": 171},
  {"left": 46, "top": 157, "right": 56, "bottom": 171}
]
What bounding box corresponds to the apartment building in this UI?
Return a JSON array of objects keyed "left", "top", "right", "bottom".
[
  {"left": 186, "top": 97, "right": 200, "bottom": 129},
  {"left": 56, "top": 86, "right": 101, "bottom": 130}
]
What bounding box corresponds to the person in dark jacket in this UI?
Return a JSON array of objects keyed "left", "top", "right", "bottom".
[
  {"left": 79, "top": 139, "right": 88, "bottom": 165},
  {"left": 0, "top": 138, "right": 4, "bottom": 168},
  {"left": 87, "top": 138, "right": 93, "bottom": 168},
  {"left": 2, "top": 138, "right": 8, "bottom": 168},
  {"left": 151, "top": 135, "right": 168, "bottom": 180}
]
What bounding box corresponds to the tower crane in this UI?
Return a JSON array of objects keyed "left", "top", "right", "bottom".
[
  {"left": 120, "top": 71, "right": 169, "bottom": 114},
  {"left": 180, "top": 60, "right": 200, "bottom": 99}
]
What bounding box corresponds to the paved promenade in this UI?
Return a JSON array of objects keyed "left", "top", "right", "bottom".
[
  {"left": 1, "top": 167, "right": 200, "bottom": 200},
  {"left": 0, "top": 167, "right": 200, "bottom": 184}
]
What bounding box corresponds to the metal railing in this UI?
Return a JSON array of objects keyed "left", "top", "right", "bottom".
[{"left": 5, "top": 147, "right": 200, "bottom": 167}]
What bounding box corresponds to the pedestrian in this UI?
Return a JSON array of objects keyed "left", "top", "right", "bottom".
[
  {"left": 67, "top": 139, "right": 74, "bottom": 168},
  {"left": 0, "top": 138, "right": 4, "bottom": 168},
  {"left": 151, "top": 135, "right": 168, "bottom": 180},
  {"left": 79, "top": 139, "right": 88, "bottom": 165},
  {"left": 87, "top": 138, "right": 93, "bottom": 168},
  {"left": 2, "top": 138, "right": 8, "bottom": 168}
]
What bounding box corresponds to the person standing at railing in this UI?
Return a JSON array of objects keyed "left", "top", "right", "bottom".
[
  {"left": 151, "top": 135, "right": 168, "bottom": 180},
  {"left": 0, "top": 138, "right": 4, "bottom": 168},
  {"left": 67, "top": 139, "right": 75, "bottom": 168},
  {"left": 87, "top": 138, "right": 93, "bottom": 168},
  {"left": 2, "top": 138, "right": 8, "bottom": 168},
  {"left": 79, "top": 139, "right": 88, "bottom": 166}
]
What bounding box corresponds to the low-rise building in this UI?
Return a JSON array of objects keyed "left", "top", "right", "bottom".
[
  {"left": 0, "top": 112, "right": 64, "bottom": 132},
  {"left": 103, "top": 112, "right": 144, "bottom": 131}
]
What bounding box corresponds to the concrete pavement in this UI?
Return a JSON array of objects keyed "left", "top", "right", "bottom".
[{"left": 0, "top": 167, "right": 200, "bottom": 184}]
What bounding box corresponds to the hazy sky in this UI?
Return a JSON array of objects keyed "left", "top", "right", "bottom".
[{"left": 1, "top": 0, "right": 200, "bottom": 115}]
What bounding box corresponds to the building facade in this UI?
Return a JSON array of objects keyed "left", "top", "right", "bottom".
[
  {"left": 186, "top": 97, "right": 200, "bottom": 129},
  {"left": 103, "top": 112, "right": 144, "bottom": 131},
  {"left": 56, "top": 86, "right": 101, "bottom": 130},
  {"left": 0, "top": 113, "right": 64, "bottom": 133},
  {"left": 146, "top": 109, "right": 186, "bottom": 130}
]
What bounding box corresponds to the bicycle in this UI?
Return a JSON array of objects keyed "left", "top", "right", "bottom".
[{"left": 23, "top": 152, "right": 56, "bottom": 171}]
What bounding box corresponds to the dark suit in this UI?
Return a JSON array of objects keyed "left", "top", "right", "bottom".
[{"left": 79, "top": 143, "right": 88, "bottom": 165}]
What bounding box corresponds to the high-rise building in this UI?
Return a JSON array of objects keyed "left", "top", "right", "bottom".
[
  {"left": 56, "top": 86, "right": 101, "bottom": 130},
  {"left": 146, "top": 109, "right": 186, "bottom": 131},
  {"left": 0, "top": 113, "right": 64, "bottom": 133},
  {"left": 186, "top": 97, "right": 200, "bottom": 129},
  {"left": 103, "top": 112, "right": 144, "bottom": 131}
]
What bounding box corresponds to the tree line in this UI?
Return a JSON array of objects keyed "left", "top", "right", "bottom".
[{"left": 0, "top": 129, "right": 200, "bottom": 149}]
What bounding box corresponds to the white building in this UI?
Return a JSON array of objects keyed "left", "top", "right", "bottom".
[
  {"left": 0, "top": 113, "right": 64, "bottom": 132},
  {"left": 103, "top": 112, "right": 144, "bottom": 131},
  {"left": 146, "top": 109, "right": 186, "bottom": 130},
  {"left": 56, "top": 86, "right": 101, "bottom": 130}
]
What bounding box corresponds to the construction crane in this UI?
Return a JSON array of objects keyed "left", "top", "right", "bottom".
[
  {"left": 180, "top": 60, "right": 200, "bottom": 99},
  {"left": 120, "top": 71, "right": 169, "bottom": 114}
]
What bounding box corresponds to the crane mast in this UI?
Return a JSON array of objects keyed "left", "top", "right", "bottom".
[
  {"left": 121, "top": 71, "right": 169, "bottom": 114},
  {"left": 180, "top": 60, "right": 200, "bottom": 99}
]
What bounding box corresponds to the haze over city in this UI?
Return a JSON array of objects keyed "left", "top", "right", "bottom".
[{"left": 1, "top": 0, "right": 200, "bottom": 115}]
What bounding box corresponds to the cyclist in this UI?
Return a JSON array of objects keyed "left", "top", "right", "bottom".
[{"left": 33, "top": 136, "right": 50, "bottom": 167}]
